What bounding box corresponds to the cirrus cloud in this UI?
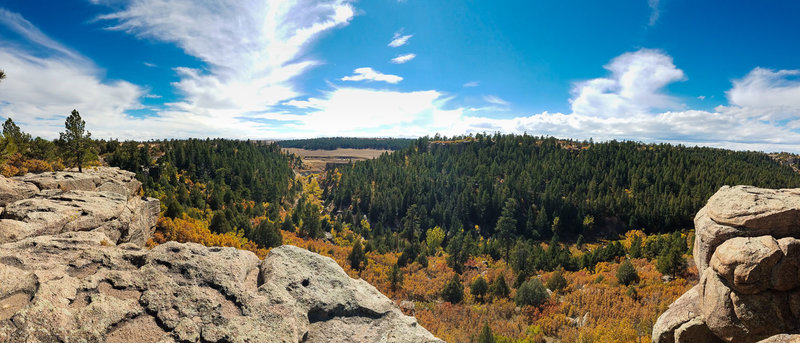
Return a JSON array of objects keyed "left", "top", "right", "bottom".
[
  {"left": 388, "top": 30, "right": 413, "bottom": 48},
  {"left": 390, "top": 53, "right": 416, "bottom": 64}
]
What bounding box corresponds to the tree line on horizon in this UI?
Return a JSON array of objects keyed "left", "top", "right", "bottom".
[{"left": 278, "top": 137, "right": 414, "bottom": 150}]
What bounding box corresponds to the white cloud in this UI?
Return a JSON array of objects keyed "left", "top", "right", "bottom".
[
  {"left": 570, "top": 49, "right": 685, "bottom": 117},
  {"left": 341, "top": 67, "right": 403, "bottom": 84},
  {"left": 388, "top": 30, "right": 412, "bottom": 47},
  {"left": 390, "top": 53, "right": 416, "bottom": 64},
  {"left": 0, "top": 9, "right": 149, "bottom": 139},
  {"left": 727, "top": 68, "right": 800, "bottom": 110},
  {"left": 648, "top": 0, "right": 660, "bottom": 26},
  {"left": 93, "top": 0, "right": 356, "bottom": 130},
  {"left": 271, "top": 87, "right": 461, "bottom": 137},
  {"left": 0, "top": 2, "right": 359, "bottom": 140},
  {"left": 697, "top": 95, "right": 705, "bottom": 100},
  {"left": 143, "top": 62, "right": 156, "bottom": 67},
  {"left": 483, "top": 95, "right": 510, "bottom": 107},
  {"left": 7, "top": 4, "right": 800, "bottom": 153},
  {"left": 447, "top": 50, "right": 800, "bottom": 152},
  {"left": 0, "top": 9, "right": 83, "bottom": 61}
]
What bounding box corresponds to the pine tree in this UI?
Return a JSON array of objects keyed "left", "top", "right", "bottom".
[
  {"left": 348, "top": 240, "right": 367, "bottom": 271},
  {"left": 209, "top": 211, "right": 231, "bottom": 234},
  {"left": 59, "top": 110, "right": 92, "bottom": 172},
  {"left": 496, "top": 198, "right": 518, "bottom": 261},
  {"left": 489, "top": 275, "right": 510, "bottom": 300},
  {"left": 616, "top": 259, "right": 639, "bottom": 286},
  {"left": 470, "top": 276, "right": 489, "bottom": 303},
  {"left": 164, "top": 195, "right": 183, "bottom": 218},
  {"left": 3, "top": 118, "right": 31, "bottom": 151},
  {"left": 657, "top": 246, "right": 687, "bottom": 277},
  {"left": 629, "top": 234, "right": 643, "bottom": 258},
  {"left": 477, "top": 322, "right": 495, "bottom": 343},
  {"left": 389, "top": 262, "right": 403, "bottom": 291},
  {"left": 256, "top": 220, "right": 282, "bottom": 249},
  {"left": 281, "top": 217, "right": 295, "bottom": 232},
  {"left": 441, "top": 275, "right": 464, "bottom": 304}
]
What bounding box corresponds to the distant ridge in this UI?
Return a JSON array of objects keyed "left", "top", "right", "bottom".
[{"left": 278, "top": 137, "right": 414, "bottom": 150}]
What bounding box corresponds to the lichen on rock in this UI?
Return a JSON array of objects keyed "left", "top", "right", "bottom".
[{"left": 0, "top": 167, "right": 442, "bottom": 342}]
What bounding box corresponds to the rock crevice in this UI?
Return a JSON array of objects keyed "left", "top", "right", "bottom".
[
  {"left": 654, "top": 185, "right": 800, "bottom": 343},
  {"left": 0, "top": 167, "right": 442, "bottom": 342}
]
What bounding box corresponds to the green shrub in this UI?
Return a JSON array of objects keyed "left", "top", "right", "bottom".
[
  {"left": 441, "top": 275, "right": 464, "bottom": 304},
  {"left": 616, "top": 259, "right": 639, "bottom": 286},
  {"left": 515, "top": 278, "right": 548, "bottom": 307}
]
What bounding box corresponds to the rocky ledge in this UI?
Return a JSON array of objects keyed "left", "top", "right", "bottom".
[
  {"left": 0, "top": 167, "right": 441, "bottom": 342},
  {"left": 653, "top": 186, "right": 800, "bottom": 343},
  {"left": 0, "top": 167, "right": 159, "bottom": 246}
]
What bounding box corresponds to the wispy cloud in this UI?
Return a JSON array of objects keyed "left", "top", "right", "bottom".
[
  {"left": 143, "top": 62, "right": 156, "bottom": 67},
  {"left": 0, "top": 1, "right": 359, "bottom": 139},
  {"left": 341, "top": 67, "right": 402, "bottom": 84},
  {"left": 483, "top": 95, "right": 510, "bottom": 106},
  {"left": 0, "top": 9, "right": 83, "bottom": 61},
  {"left": 93, "top": 0, "right": 356, "bottom": 133},
  {"left": 388, "top": 30, "right": 413, "bottom": 47},
  {"left": 648, "top": 0, "right": 660, "bottom": 26},
  {"left": 463, "top": 81, "right": 479, "bottom": 88},
  {"left": 390, "top": 53, "right": 416, "bottom": 64},
  {"left": 0, "top": 8, "right": 148, "bottom": 139}
]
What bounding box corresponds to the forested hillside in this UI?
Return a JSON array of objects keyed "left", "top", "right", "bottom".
[
  {"left": 87, "top": 135, "right": 800, "bottom": 341},
  {"left": 103, "top": 139, "right": 300, "bottom": 256},
  {"left": 325, "top": 134, "right": 800, "bottom": 243},
  {"left": 278, "top": 137, "right": 414, "bottom": 150}
]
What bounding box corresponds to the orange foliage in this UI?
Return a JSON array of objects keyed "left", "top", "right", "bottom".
[
  {"left": 153, "top": 215, "right": 269, "bottom": 259},
  {"left": 145, "top": 170, "right": 694, "bottom": 342},
  {"left": 0, "top": 153, "right": 57, "bottom": 177}
]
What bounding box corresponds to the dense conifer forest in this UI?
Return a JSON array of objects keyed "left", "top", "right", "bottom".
[
  {"left": 103, "top": 139, "right": 299, "bottom": 251},
  {"left": 278, "top": 137, "right": 414, "bottom": 150},
  {"left": 324, "top": 134, "right": 800, "bottom": 245}
]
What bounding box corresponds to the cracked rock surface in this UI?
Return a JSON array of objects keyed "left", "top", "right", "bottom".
[
  {"left": 653, "top": 186, "right": 800, "bottom": 343},
  {"left": 0, "top": 167, "right": 159, "bottom": 246},
  {"left": 0, "top": 167, "right": 442, "bottom": 342},
  {"left": 0, "top": 233, "right": 441, "bottom": 342}
]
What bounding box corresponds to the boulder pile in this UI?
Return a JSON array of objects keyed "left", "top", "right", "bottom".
[{"left": 654, "top": 186, "right": 800, "bottom": 343}]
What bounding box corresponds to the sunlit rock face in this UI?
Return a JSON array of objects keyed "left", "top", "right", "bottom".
[
  {"left": 0, "top": 167, "right": 158, "bottom": 246},
  {"left": 654, "top": 186, "right": 800, "bottom": 343},
  {"left": 0, "top": 167, "right": 442, "bottom": 342}
]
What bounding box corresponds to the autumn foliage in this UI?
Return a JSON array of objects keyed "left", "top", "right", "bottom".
[{"left": 151, "top": 215, "right": 269, "bottom": 259}]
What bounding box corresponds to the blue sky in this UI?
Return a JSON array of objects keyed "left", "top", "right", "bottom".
[{"left": 1, "top": 1, "right": 800, "bottom": 151}]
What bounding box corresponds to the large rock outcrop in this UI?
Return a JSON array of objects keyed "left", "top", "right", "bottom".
[
  {"left": 0, "top": 232, "right": 441, "bottom": 342},
  {"left": 0, "top": 168, "right": 442, "bottom": 342},
  {"left": 0, "top": 167, "right": 159, "bottom": 246},
  {"left": 653, "top": 186, "right": 800, "bottom": 343}
]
